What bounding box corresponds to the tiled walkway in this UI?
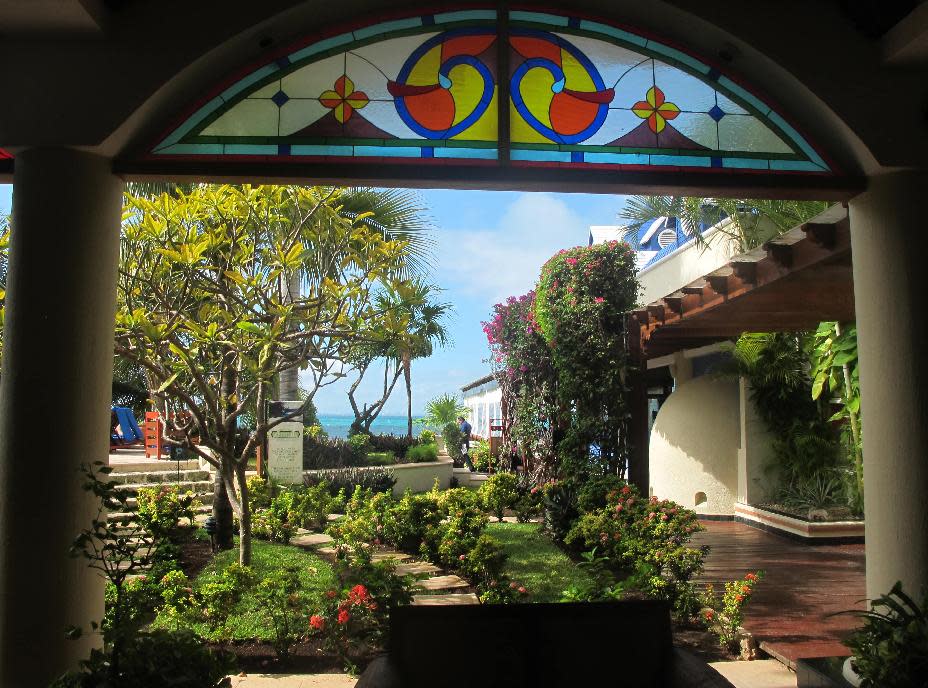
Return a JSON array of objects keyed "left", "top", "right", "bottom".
[{"left": 692, "top": 521, "right": 866, "bottom": 665}]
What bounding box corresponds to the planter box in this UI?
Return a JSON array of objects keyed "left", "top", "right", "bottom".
[
  {"left": 304, "top": 455, "right": 454, "bottom": 497},
  {"left": 734, "top": 503, "right": 864, "bottom": 543}
]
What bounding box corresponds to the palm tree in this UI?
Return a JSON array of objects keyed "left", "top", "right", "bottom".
[
  {"left": 619, "top": 196, "right": 829, "bottom": 251},
  {"left": 277, "top": 187, "right": 433, "bottom": 402},
  {"left": 378, "top": 280, "right": 452, "bottom": 438}
]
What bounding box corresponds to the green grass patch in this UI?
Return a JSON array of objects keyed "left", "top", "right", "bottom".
[
  {"left": 151, "top": 539, "right": 337, "bottom": 641},
  {"left": 365, "top": 451, "right": 395, "bottom": 466},
  {"left": 485, "top": 522, "right": 593, "bottom": 603}
]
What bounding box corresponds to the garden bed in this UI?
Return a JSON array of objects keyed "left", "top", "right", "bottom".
[
  {"left": 304, "top": 455, "right": 453, "bottom": 497},
  {"left": 735, "top": 502, "right": 864, "bottom": 542}
]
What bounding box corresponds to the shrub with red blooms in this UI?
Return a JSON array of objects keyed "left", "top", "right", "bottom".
[
  {"left": 308, "top": 583, "right": 380, "bottom": 661},
  {"left": 564, "top": 481, "right": 708, "bottom": 615},
  {"left": 702, "top": 571, "right": 764, "bottom": 651}
]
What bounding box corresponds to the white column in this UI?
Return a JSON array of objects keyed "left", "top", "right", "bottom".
[
  {"left": 0, "top": 149, "right": 122, "bottom": 686},
  {"left": 849, "top": 171, "right": 928, "bottom": 600}
]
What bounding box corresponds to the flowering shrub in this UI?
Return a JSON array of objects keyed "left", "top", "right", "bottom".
[
  {"left": 136, "top": 484, "right": 199, "bottom": 543},
  {"left": 478, "top": 471, "right": 520, "bottom": 521},
  {"left": 534, "top": 241, "right": 639, "bottom": 478},
  {"left": 251, "top": 506, "right": 293, "bottom": 543},
  {"left": 702, "top": 571, "right": 764, "bottom": 651},
  {"left": 483, "top": 292, "right": 558, "bottom": 480},
  {"left": 254, "top": 567, "right": 306, "bottom": 660},
  {"left": 158, "top": 564, "right": 256, "bottom": 636},
  {"left": 308, "top": 584, "right": 380, "bottom": 663},
  {"left": 564, "top": 483, "right": 707, "bottom": 614},
  {"left": 470, "top": 439, "right": 492, "bottom": 472}
]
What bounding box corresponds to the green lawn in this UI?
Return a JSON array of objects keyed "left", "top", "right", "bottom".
[
  {"left": 151, "top": 539, "right": 337, "bottom": 641},
  {"left": 485, "top": 522, "right": 593, "bottom": 603},
  {"left": 364, "top": 451, "right": 395, "bottom": 466}
]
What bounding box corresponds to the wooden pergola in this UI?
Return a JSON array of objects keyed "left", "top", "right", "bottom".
[
  {"left": 629, "top": 204, "right": 853, "bottom": 360},
  {"left": 624, "top": 205, "right": 854, "bottom": 491}
]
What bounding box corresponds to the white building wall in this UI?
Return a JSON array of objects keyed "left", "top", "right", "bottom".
[
  {"left": 638, "top": 220, "right": 740, "bottom": 304},
  {"left": 462, "top": 380, "right": 502, "bottom": 439},
  {"left": 649, "top": 375, "right": 740, "bottom": 515}
]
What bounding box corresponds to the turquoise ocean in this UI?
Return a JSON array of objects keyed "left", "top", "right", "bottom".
[{"left": 317, "top": 414, "right": 424, "bottom": 439}]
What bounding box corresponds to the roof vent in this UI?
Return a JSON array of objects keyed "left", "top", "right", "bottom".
[{"left": 657, "top": 228, "right": 678, "bottom": 248}]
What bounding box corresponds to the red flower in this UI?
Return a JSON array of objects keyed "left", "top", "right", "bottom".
[
  {"left": 518, "top": 586, "right": 527, "bottom": 594},
  {"left": 337, "top": 609, "right": 351, "bottom": 625},
  {"left": 309, "top": 614, "right": 325, "bottom": 630},
  {"left": 704, "top": 609, "right": 714, "bottom": 621},
  {"left": 745, "top": 572, "right": 758, "bottom": 582},
  {"left": 350, "top": 584, "right": 369, "bottom": 602},
  {"left": 325, "top": 590, "right": 338, "bottom": 599}
]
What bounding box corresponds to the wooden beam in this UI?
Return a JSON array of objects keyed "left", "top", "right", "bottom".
[
  {"left": 802, "top": 222, "right": 837, "bottom": 248},
  {"left": 647, "top": 304, "right": 666, "bottom": 322},
  {"left": 731, "top": 261, "right": 758, "bottom": 285},
  {"left": 706, "top": 275, "right": 731, "bottom": 295},
  {"left": 663, "top": 296, "right": 683, "bottom": 315},
  {"left": 764, "top": 241, "right": 793, "bottom": 268}
]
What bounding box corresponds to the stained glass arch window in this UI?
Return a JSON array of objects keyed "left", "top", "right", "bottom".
[{"left": 149, "top": 9, "right": 830, "bottom": 174}]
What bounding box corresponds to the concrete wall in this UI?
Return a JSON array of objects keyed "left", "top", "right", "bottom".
[
  {"left": 737, "top": 376, "right": 779, "bottom": 505},
  {"left": 649, "top": 375, "right": 740, "bottom": 515},
  {"left": 305, "top": 456, "right": 454, "bottom": 497},
  {"left": 639, "top": 223, "right": 740, "bottom": 304}
]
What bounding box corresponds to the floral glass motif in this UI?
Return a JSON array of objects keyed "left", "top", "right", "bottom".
[{"left": 149, "top": 9, "right": 828, "bottom": 173}]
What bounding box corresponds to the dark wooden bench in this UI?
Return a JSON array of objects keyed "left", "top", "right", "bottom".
[{"left": 356, "top": 600, "right": 736, "bottom": 688}]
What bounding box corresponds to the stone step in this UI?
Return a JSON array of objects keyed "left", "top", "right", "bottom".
[
  {"left": 394, "top": 561, "right": 442, "bottom": 576},
  {"left": 122, "top": 491, "right": 214, "bottom": 510},
  {"left": 109, "top": 458, "right": 202, "bottom": 474},
  {"left": 109, "top": 469, "right": 210, "bottom": 484},
  {"left": 116, "top": 480, "right": 213, "bottom": 495},
  {"left": 108, "top": 503, "right": 212, "bottom": 523},
  {"left": 411, "top": 593, "right": 480, "bottom": 606},
  {"left": 414, "top": 575, "right": 469, "bottom": 591},
  {"left": 290, "top": 533, "right": 334, "bottom": 548},
  {"left": 372, "top": 551, "right": 412, "bottom": 563}
]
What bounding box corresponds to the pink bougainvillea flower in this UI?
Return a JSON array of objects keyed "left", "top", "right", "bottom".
[{"left": 594, "top": 297, "right": 605, "bottom": 303}]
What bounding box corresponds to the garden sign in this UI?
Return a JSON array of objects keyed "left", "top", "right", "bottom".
[{"left": 268, "top": 400, "right": 304, "bottom": 485}]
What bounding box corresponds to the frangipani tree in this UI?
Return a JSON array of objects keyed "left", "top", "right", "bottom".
[{"left": 115, "top": 185, "right": 408, "bottom": 564}]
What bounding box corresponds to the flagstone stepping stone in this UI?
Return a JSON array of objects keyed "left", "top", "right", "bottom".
[
  {"left": 371, "top": 551, "right": 412, "bottom": 562},
  {"left": 414, "top": 575, "right": 469, "bottom": 591},
  {"left": 290, "top": 533, "right": 334, "bottom": 548},
  {"left": 327, "top": 513, "right": 343, "bottom": 521},
  {"left": 394, "top": 561, "right": 441, "bottom": 576},
  {"left": 411, "top": 593, "right": 480, "bottom": 606},
  {"left": 316, "top": 546, "right": 339, "bottom": 556}
]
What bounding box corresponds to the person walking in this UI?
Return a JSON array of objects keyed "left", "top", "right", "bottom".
[{"left": 458, "top": 415, "right": 475, "bottom": 471}]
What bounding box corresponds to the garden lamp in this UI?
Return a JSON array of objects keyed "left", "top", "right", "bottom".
[{"left": 203, "top": 515, "right": 218, "bottom": 553}]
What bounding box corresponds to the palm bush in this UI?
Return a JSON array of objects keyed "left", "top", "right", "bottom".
[{"left": 420, "top": 394, "right": 468, "bottom": 429}]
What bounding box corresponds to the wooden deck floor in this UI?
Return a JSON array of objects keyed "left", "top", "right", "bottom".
[{"left": 692, "top": 521, "right": 866, "bottom": 665}]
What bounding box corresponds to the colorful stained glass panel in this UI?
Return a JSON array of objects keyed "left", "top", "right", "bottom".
[{"left": 149, "top": 9, "right": 829, "bottom": 173}]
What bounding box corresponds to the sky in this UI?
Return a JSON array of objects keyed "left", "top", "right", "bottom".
[{"left": 0, "top": 184, "right": 627, "bottom": 415}]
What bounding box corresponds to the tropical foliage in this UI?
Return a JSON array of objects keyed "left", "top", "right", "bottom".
[
  {"left": 620, "top": 196, "right": 829, "bottom": 251},
  {"left": 115, "top": 185, "right": 410, "bottom": 564}
]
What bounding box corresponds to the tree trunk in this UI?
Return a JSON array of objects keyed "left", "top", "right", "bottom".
[
  {"left": 235, "top": 464, "right": 252, "bottom": 566},
  {"left": 278, "top": 273, "right": 302, "bottom": 401},
  {"left": 404, "top": 355, "right": 413, "bottom": 439},
  {"left": 212, "top": 468, "right": 234, "bottom": 550}
]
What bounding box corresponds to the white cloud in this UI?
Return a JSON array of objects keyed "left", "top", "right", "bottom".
[{"left": 435, "top": 193, "right": 591, "bottom": 306}]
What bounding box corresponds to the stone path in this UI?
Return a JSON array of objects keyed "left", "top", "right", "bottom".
[
  {"left": 290, "top": 520, "right": 479, "bottom": 607},
  {"left": 708, "top": 659, "right": 797, "bottom": 688}
]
